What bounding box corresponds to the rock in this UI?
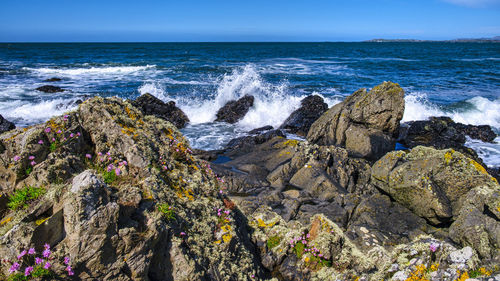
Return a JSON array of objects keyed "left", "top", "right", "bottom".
[
  {"left": 448, "top": 246, "right": 475, "bottom": 264},
  {"left": 372, "top": 146, "right": 499, "bottom": 225},
  {"left": 280, "top": 95, "right": 328, "bottom": 136},
  {"left": 225, "top": 129, "right": 285, "bottom": 155},
  {"left": 398, "top": 117, "right": 497, "bottom": 161},
  {"left": 44, "top": 77, "right": 62, "bottom": 82},
  {"left": 249, "top": 125, "right": 273, "bottom": 134},
  {"left": 307, "top": 82, "right": 405, "bottom": 160},
  {"left": 131, "top": 93, "right": 190, "bottom": 128},
  {"left": 215, "top": 95, "right": 254, "bottom": 123},
  {"left": 0, "top": 114, "right": 15, "bottom": 133},
  {"left": 35, "top": 85, "right": 64, "bottom": 93}
]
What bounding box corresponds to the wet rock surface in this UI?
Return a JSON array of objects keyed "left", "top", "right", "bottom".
[
  {"left": 280, "top": 95, "right": 328, "bottom": 137},
  {"left": 0, "top": 114, "right": 15, "bottom": 133},
  {"left": 131, "top": 93, "right": 190, "bottom": 128},
  {"left": 35, "top": 85, "right": 64, "bottom": 93},
  {"left": 215, "top": 95, "right": 254, "bottom": 123}
]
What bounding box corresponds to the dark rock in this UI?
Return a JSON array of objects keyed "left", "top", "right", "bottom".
[
  {"left": 35, "top": 85, "right": 64, "bottom": 93},
  {"left": 131, "top": 93, "right": 189, "bottom": 128},
  {"left": 225, "top": 129, "right": 285, "bottom": 153},
  {"left": 0, "top": 114, "right": 15, "bottom": 133},
  {"left": 215, "top": 95, "right": 254, "bottom": 123},
  {"left": 307, "top": 82, "right": 405, "bottom": 160},
  {"left": 44, "top": 77, "right": 62, "bottom": 82},
  {"left": 280, "top": 95, "right": 328, "bottom": 136},
  {"left": 249, "top": 125, "right": 273, "bottom": 134}
]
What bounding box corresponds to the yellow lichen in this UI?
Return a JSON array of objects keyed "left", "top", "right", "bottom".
[
  {"left": 35, "top": 217, "right": 49, "bottom": 225},
  {"left": 0, "top": 217, "right": 12, "bottom": 225},
  {"left": 222, "top": 233, "right": 232, "bottom": 243}
]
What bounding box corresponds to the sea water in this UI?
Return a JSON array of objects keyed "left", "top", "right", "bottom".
[{"left": 0, "top": 42, "right": 498, "bottom": 166}]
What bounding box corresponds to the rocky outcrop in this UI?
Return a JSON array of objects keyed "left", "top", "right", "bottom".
[
  {"left": 215, "top": 95, "right": 254, "bottom": 123},
  {"left": 372, "top": 146, "right": 499, "bottom": 225},
  {"left": 0, "top": 114, "right": 15, "bottom": 133},
  {"left": 35, "top": 85, "right": 64, "bottom": 93},
  {"left": 307, "top": 82, "right": 405, "bottom": 160},
  {"left": 44, "top": 77, "right": 62, "bottom": 82},
  {"left": 280, "top": 95, "right": 328, "bottom": 136},
  {"left": 131, "top": 93, "right": 189, "bottom": 128},
  {"left": 0, "top": 97, "right": 263, "bottom": 280}
]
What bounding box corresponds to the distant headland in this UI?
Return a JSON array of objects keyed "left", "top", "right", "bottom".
[{"left": 364, "top": 36, "right": 500, "bottom": 42}]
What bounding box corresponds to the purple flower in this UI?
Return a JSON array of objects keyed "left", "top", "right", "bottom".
[
  {"left": 30, "top": 160, "right": 36, "bottom": 166},
  {"left": 70, "top": 133, "right": 74, "bottom": 138},
  {"left": 42, "top": 249, "right": 51, "bottom": 258},
  {"left": 28, "top": 248, "right": 35, "bottom": 255},
  {"left": 430, "top": 242, "right": 439, "bottom": 252},
  {"left": 76, "top": 132, "right": 81, "bottom": 137},
  {"left": 108, "top": 157, "right": 112, "bottom": 161},
  {"left": 66, "top": 265, "right": 74, "bottom": 276},
  {"left": 43, "top": 261, "right": 51, "bottom": 269},
  {"left": 44, "top": 127, "right": 51, "bottom": 133},
  {"left": 57, "top": 130, "right": 62, "bottom": 134},
  {"left": 107, "top": 164, "right": 114, "bottom": 172},
  {"left": 38, "top": 140, "right": 44, "bottom": 144},
  {"left": 24, "top": 266, "right": 33, "bottom": 276},
  {"left": 17, "top": 250, "right": 27, "bottom": 260},
  {"left": 163, "top": 165, "right": 168, "bottom": 170},
  {"left": 306, "top": 233, "right": 310, "bottom": 239},
  {"left": 115, "top": 167, "right": 121, "bottom": 176},
  {"left": 64, "top": 256, "right": 70, "bottom": 265},
  {"left": 9, "top": 262, "right": 20, "bottom": 273},
  {"left": 35, "top": 257, "right": 43, "bottom": 265},
  {"left": 224, "top": 210, "right": 230, "bottom": 215},
  {"left": 219, "top": 190, "right": 223, "bottom": 194},
  {"left": 85, "top": 154, "right": 92, "bottom": 159},
  {"left": 64, "top": 115, "right": 69, "bottom": 119},
  {"left": 13, "top": 155, "right": 21, "bottom": 161},
  {"left": 180, "top": 232, "right": 186, "bottom": 236},
  {"left": 29, "top": 155, "right": 35, "bottom": 160},
  {"left": 44, "top": 243, "right": 50, "bottom": 250},
  {"left": 98, "top": 152, "right": 102, "bottom": 156},
  {"left": 51, "top": 138, "right": 56, "bottom": 142},
  {"left": 106, "top": 152, "right": 111, "bottom": 156}
]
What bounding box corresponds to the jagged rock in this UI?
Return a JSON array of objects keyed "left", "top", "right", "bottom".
[
  {"left": 225, "top": 129, "right": 285, "bottom": 155},
  {"left": 35, "top": 85, "right": 64, "bottom": 93},
  {"left": 249, "top": 125, "right": 273, "bottom": 134},
  {"left": 398, "top": 116, "right": 497, "bottom": 162},
  {"left": 371, "top": 146, "right": 499, "bottom": 225},
  {"left": 215, "top": 95, "right": 254, "bottom": 123},
  {"left": 280, "top": 95, "right": 328, "bottom": 136},
  {"left": 131, "top": 93, "right": 190, "bottom": 128},
  {"left": 307, "top": 82, "right": 405, "bottom": 160},
  {"left": 44, "top": 77, "right": 62, "bottom": 82},
  {"left": 0, "top": 114, "right": 15, "bottom": 133}
]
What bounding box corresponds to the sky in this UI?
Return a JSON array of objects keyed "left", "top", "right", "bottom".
[{"left": 0, "top": 0, "right": 499, "bottom": 42}]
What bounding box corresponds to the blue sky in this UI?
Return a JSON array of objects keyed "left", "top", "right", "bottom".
[{"left": 0, "top": 0, "right": 499, "bottom": 42}]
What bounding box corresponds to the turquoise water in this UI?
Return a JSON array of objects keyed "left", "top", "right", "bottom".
[{"left": 0, "top": 42, "right": 499, "bottom": 165}]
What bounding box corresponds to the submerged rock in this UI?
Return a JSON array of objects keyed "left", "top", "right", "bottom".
[
  {"left": 307, "top": 81, "right": 405, "bottom": 160},
  {"left": 0, "top": 114, "right": 15, "bottom": 133},
  {"left": 280, "top": 95, "right": 328, "bottom": 136},
  {"left": 131, "top": 93, "right": 190, "bottom": 128},
  {"left": 44, "top": 77, "right": 62, "bottom": 82},
  {"left": 215, "top": 95, "right": 254, "bottom": 123},
  {"left": 35, "top": 85, "right": 64, "bottom": 93}
]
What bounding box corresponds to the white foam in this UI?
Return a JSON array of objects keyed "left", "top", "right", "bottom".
[
  {"left": 138, "top": 82, "right": 170, "bottom": 101},
  {"left": 24, "top": 65, "right": 155, "bottom": 77},
  {"left": 0, "top": 99, "right": 76, "bottom": 126},
  {"left": 402, "top": 92, "right": 447, "bottom": 122},
  {"left": 465, "top": 136, "right": 500, "bottom": 168}
]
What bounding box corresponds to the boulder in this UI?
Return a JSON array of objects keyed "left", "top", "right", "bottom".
[
  {"left": 215, "top": 95, "right": 254, "bottom": 123},
  {"left": 44, "top": 77, "right": 62, "bottom": 82},
  {"left": 0, "top": 114, "right": 15, "bottom": 133},
  {"left": 371, "top": 146, "right": 499, "bottom": 225},
  {"left": 280, "top": 95, "right": 328, "bottom": 136},
  {"left": 307, "top": 82, "right": 405, "bottom": 160},
  {"left": 35, "top": 85, "right": 64, "bottom": 93},
  {"left": 131, "top": 93, "right": 189, "bottom": 128}
]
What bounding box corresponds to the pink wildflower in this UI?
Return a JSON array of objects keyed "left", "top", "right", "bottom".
[
  {"left": 51, "top": 137, "right": 56, "bottom": 142},
  {"left": 107, "top": 164, "right": 114, "bottom": 172},
  {"left": 430, "top": 242, "right": 439, "bottom": 252},
  {"left": 69, "top": 133, "right": 74, "bottom": 138},
  {"left": 180, "top": 232, "right": 186, "bottom": 236},
  {"left": 64, "top": 256, "right": 70, "bottom": 265},
  {"left": 98, "top": 152, "right": 102, "bottom": 156},
  {"left": 115, "top": 167, "right": 121, "bottom": 176},
  {"left": 43, "top": 261, "right": 51, "bottom": 269},
  {"left": 306, "top": 233, "right": 310, "bottom": 239},
  {"left": 224, "top": 210, "right": 230, "bottom": 215},
  {"left": 35, "top": 257, "right": 43, "bottom": 265},
  {"left": 42, "top": 248, "right": 51, "bottom": 258},
  {"left": 17, "top": 250, "right": 27, "bottom": 260},
  {"left": 219, "top": 190, "right": 223, "bottom": 194},
  {"left": 13, "top": 155, "right": 21, "bottom": 161},
  {"left": 28, "top": 248, "right": 35, "bottom": 255},
  {"left": 9, "top": 262, "right": 20, "bottom": 273},
  {"left": 44, "top": 243, "right": 50, "bottom": 250},
  {"left": 30, "top": 160, "right": 36, "bottom": 166},
  {"left": 57, "top": 130, "right": 62, "bottom": 134},
  {"left": 76, "top": 132, "right": 81, "bottom": 137},
  {"left": 29, "top": 155, "right": 35, "bottom": 160},
  {"left": 44, "top": 127, "right": 51, "bottom": 133},
  {"left": 85, "top": 154, "right": 92, "bottom": 159},
  {"left": 106, "top": 152, "right": 111, "bottom": 156},
  {"left": 24, "top": 266, "right": 33, "bottom": 276},
  {"left": 38, "top": 140, "right": 44, "bottom": 144}
]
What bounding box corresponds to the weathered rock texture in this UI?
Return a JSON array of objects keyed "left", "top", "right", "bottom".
[
  {"left": 0, "top": 114, "right": 15, "bottom": 133},
  {"left": 215, "top": 95, "right": 254, "bottom": 123},
  {"left": 131, "top": 93, "right": 190, "bottom": 128},
  {"left": 307, "top": 81, "right": 405, "bottom": 160},
  {"left": 280, "top": 95, "right": 328, "bottom": 136},
  {"left": 35, "top": 85, "right": 64, "bottom": 93}
]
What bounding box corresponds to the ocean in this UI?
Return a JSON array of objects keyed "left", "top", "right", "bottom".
[{"left": 0, "top": 42, "right": 499, "bottom": 166}]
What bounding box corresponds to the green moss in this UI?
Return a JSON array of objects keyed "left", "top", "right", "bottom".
[
  {"left": 7, "top": 186, "right": 45, "bottom": 210},
  {"left": 157, "top": 203, "right": 175, "bottom": 221},
  {"left": 267, "top": 235, "right": 282, "bottom": 249},
  {"left": 293, "top": 241, "right": 305, "bottom": 258},
  {"left": 102, "top": 170, "right": 117, "bottom": 185}
]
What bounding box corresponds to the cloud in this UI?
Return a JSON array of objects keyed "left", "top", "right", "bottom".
[{"left": 441, "top": 0, "right": 500, "bottom": 7}]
